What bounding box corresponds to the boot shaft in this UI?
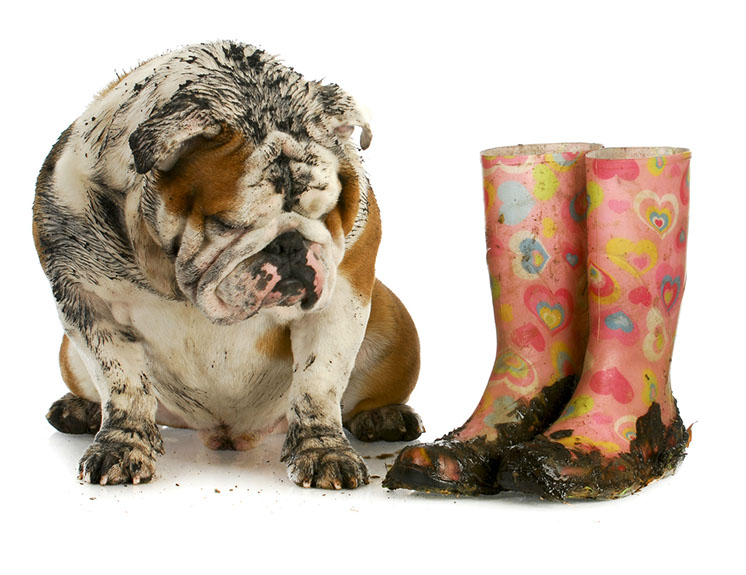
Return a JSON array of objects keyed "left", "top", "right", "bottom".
[
  {"left": 480, "top": 143, "right": 600, "bottom": 364},
  {"left": 584, "top": 147, "right": 690, "bottom": 398}
]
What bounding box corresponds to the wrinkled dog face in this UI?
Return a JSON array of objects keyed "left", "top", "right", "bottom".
[
  {"left": 126, "top": 49, "right": 371, "bottom": 324},
  {"left": 149, "top": 130, "right": 345, "bottom": 324}
]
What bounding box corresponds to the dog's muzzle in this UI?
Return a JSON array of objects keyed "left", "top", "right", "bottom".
[{"left": 214, "top": 230, "right": 325, "bottom": 321}]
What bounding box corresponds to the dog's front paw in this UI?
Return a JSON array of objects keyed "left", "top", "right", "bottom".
[
  {"left": 78, "top": 429, "right": 163, "bottom": 485},
  {"left": 286, "top": 447, "right": 370, "bottom": 490},
  {"left": 281, "top": 426, "right": 370, "bottom": 489}
]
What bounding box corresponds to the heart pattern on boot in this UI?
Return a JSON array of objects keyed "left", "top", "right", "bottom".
[
  {"left": 510, "top": 231, "right": 550, "bottom": 278},
  {"left": 633, "top": 190, "right": 679, "bottom": 238},
  {"left": 589, "top": 367, "right": 634, "bottom": 404},
  {"left": 524, "top": 285, "right": 574, "bottom": 333},
  {"left": 606, "top": 238, "right": 658, "bottom": 276},
  {"left": 599, "top": 309, "right": 640, "bottom": 344},
  {"left": 497, "top": 181, "right": 535, "bottom": 225},
  {"left": 511, "top": 323, "right": 546, "bottom": 352},
  {"left": 628, "top": 286, "right": 652, "bottom": 306},
  {"left": 643, "top": 308, "right": 669, "bottom": 362},
  {"left": 491, "top": 350, "right": 538, "bottom": 392},
  {"left": 588, "top": 261, "right": 620, "bottom": 304},
  {"left": 608, "top": 199, "right": 631, "bottom": 214},
  {"left": 656, "top": 263, "right": 684, "bottom": 313}
]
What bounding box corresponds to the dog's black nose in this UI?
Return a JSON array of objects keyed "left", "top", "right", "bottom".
[{"left": 264, "top": 231, "right": 306, "bottom": 259}]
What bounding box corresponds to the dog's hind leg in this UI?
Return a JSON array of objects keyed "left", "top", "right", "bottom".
[
  {"left": 47, "top": 335, "right": 102, "bottom": 434},
  {"left": 342, "top": 280, "right": 424, "bottom": 442},
  {"left": 48, "top": 334, "right": 190, "bottom": 434}
]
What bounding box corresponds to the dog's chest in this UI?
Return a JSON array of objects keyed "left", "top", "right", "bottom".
[{"left": 124, "top": 296, "right": 293, "bottom": 429}]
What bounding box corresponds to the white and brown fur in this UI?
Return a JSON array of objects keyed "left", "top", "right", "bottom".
[{"left": 34, "top": 41, "right": 422, "bottom": 489}]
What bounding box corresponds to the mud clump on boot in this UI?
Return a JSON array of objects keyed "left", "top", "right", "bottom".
[
  {"left": 496, "top": 402, "right": 689, "bottom": 500},
  {"left": 383, "top": 438, "right": 504, "bottom": 495},
  {"left": 383, "top": 374, "right": 579, "bottom": 495}
]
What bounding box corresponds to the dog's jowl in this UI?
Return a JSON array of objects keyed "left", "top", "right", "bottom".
[{"left": 35, "top": 41, "right": 423, "bottom": 488}]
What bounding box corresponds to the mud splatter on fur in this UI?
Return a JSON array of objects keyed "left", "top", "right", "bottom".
[{"left": 36, "top": 42, "right": 420, "bottom": 489}]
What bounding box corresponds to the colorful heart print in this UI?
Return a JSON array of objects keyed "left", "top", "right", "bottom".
[
  {"left": 537, "top": 304, "right": 564, "bottom": 331},
  {"left": 524, "top": 285, "right": 574, "bottom": 333},
  {"left": 511, "top": 323, "right": 546, "bottom": 352},
  {"left": 569, "top": 188, "right": 589, "bottom": 222},
  {"left": 482, "top": 395, "right": 522, "bottom": 428},
  {"left": 491, "top": 350, "right": 538, "bottom": 393},
  {"left": 647, "top": 156, "right": 666, "bottom": 176},
  {"left": 629, "top": 286, "right": 652, "bottom": 307},
  {"left": 546, "top": 151, "right": 582, "bottom": 172},
  {"left": 556, "top": 394, "right": 594, "bottom": 423},
  {"left": 562, "top": 242, "right": 583, "bottom": 269},
  {"left": 604, "top": 311, "right": 634, "bottom": 332},
  {"left": 532, "top": 164, "right": 559, "bottom": 200},
  {"left": 510, "top": 230, "right": 550, "bottom": 279},
  {"left": 649, "top": 210, "right": 670, "bottom": 233},
  {"left": 608, "top": 199, "right": 631, "bottom": 214},
  {"left": 589, "top": 367, "right": 634, "bottom": 404},
  {"left": 588, "top": 261, "right": 620, "bottom": 304},
  {"left": 615, "top": 415, "right": 639, "bottom": 443},
  {"left": 586, "top": 181, "right": 604, "bottom": 212},
  {"left": 606, "top": 238, "right": 658, "bottom": 276},
  {"left": 633, "top": 190, "right": 679, "bottom": 238},
  {"left": 497, "top": 181, "right": 535, "bottom": 225},
  {"left": 551, "top": 341, "right": 578, "bottom": 379},
  {"left": 656, "top": 263, "right": 684, "bottom": 310},
  {"left": 656, "top": 264, "right": 684, "bottom": 313},
  {"left": 643, "top": 308, "right": 669, "bottom": 362},
  {"left": 661, "top": 277, "right": 680, "bottom": 311},
  {"left": 592, "top": 158, "right": 640, "bottom": 181},
  {"left": 598, "top": 308, "right": 639, "bottom": 344}
]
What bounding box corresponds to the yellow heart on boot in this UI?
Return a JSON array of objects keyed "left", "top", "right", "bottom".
[
  {"left": 606, "top": 238, "right": 659, "bottom": 277},
  {"left": 532, "top": 164, "right": 559, "bottom": 201},
  {"left": 539, "top": 306, "right": 563, "bottom": 330}
]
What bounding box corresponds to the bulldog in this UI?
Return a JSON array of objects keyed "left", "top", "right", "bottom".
[{"left": 34, "top": 41, "right": 423, "bottom": 489}]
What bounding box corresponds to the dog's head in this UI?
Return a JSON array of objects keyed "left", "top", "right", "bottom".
[{"left": 127, "top": 45, "right": 371, "bottom": 324}]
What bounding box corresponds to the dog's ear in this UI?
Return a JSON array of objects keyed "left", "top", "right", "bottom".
[
  {"left": 129, "top": 104, "right": 222, "bottom": 174},
  {"left": 310, "top": 82, "right": 373, "bottom": 150}
]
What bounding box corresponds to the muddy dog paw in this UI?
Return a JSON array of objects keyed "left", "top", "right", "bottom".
[
  {"left": 47, "top": 393, "right": 102, "bottom": 435},
  {"left": 281, "top": 425, "right": 370, "bottom": 489},
  {"left": 78, "top": 426, "right": 164, "bottom": 485},
  {"left": 345, "top": 404, "right": 425, "bottom": 442}
]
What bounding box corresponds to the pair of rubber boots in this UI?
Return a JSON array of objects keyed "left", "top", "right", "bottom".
[{"left": 383, "top": 144, "right": 691, "bottom": 500}]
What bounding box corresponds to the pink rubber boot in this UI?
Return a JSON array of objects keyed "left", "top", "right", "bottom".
[
  {"left": 384, "top": 143, "right": 600, "bottom": 494},
  {"left": 498, "top": 147, "right": 691, "bottom": 500}
]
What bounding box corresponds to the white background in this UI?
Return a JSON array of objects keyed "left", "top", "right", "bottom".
[{"left": 2, "top": 1, "right": 742, "bottom": 572}]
